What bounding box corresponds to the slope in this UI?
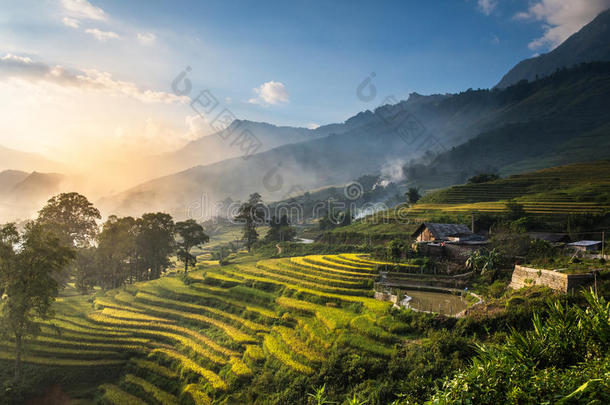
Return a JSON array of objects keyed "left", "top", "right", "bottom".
[{"left": 496, "top": 8, "right": 610, "bottom": 88}]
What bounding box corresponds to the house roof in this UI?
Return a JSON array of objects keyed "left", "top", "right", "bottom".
[
  {"left": 567, "top": 240, "right": 602, "bottom": 247},
  {"left": 412, "top": 222, "right": 472, "bottom": 240}
]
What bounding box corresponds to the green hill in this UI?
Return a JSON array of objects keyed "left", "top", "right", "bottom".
[{"left": 331, "top": 160, "right": 610, "bottom": 241}]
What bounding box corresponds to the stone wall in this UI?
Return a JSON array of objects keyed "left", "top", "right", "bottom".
[{"left": 509, "top": 265, "right": 593, "bottom": 293}]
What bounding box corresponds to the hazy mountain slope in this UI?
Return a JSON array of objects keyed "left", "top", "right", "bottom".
[
  {"left": 496, "top": 8, "right": 610, "bottom": 88},
  {"left": 407, "top": 63, "right": 610, "bottom": 190},
  {"left": 0, "top": 172, "right": 64, "bottom": 221},
  {"left": 0, "top": 170, "right": 29, "bottom": 192},
  {"left": 0, "top": 145, "right": 62, "bottom": 173},
  {"left": 155, "top": 120, "right": 348, "bottom": 174},
  {"left": 99, "top": 63, "right": 608, "bottom": 220}
]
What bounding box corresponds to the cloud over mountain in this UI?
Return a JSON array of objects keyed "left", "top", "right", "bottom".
[{"left": 515, "top": 0, "right": 610, "bottom": 50}]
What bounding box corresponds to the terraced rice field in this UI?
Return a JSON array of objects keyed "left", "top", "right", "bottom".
[
  {"left": 395, "top": 161, "right": 610, "bottom": 218},
  {"left": 0, "top": 253, "right": 475, "bottom": 403}
]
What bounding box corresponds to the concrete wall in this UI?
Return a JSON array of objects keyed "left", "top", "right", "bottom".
[{"left": 509, "top": 265, "right": 593, "bottom": 293}]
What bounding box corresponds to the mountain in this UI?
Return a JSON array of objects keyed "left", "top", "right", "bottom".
[
  {"left": 407, "top": 63, "right": 610, "bottom": 190},
  {"left": 99, "top": 92, "right": 493, "bottom": 219},
  {"left": 99, "top": 64, "right": 603, "bottom": 220},
  {"left": 496, "top": 8, "right": 610, "bottom": 88},
  {"left": 0, "top": 145, "right": 62, "bottom": 173},
  {"left": 154, "top": 120, "right": 347, "bottom": 175},
  {"left": 0, "top": 171, "right": 64, "bottom": 221},
  {"left": 0, "top": 170, "right": 29, "bottom": 191}
]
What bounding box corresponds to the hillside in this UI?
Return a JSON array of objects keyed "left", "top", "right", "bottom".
[
  {"left": 405, "top": 62, "right": 610, "bottom": 191},
  {"left": 155, "top": 120, "right": 343, "bottom": 175},
  {"left": 0, "top": 254, "right": 475, "bottom": 403},
  {"left": 0, "top": 171, "right": 65, "bottom": 221},
  {"left": 496, "top": 8, "right": 610, "bottom": 88},
  {"left": 332, "top": 160, "right": 610, "bottom": 241},
  {"left": 100, "top": 62, "right": 610, "bottom": 220}
]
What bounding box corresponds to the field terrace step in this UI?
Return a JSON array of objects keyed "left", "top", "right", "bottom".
[
  {"left": 142, "top": 278, "right": 278, "bottom": 320},
  {"left": 0, "top": 350, "right": 126, "bottom": 367},
  {"left": 272, "top": 325, "right": 325, "bottom": 363},
  {"left": 133, "top": 291, "right": 270, "bottom": 333},
  {"left": 87, "top": 313, "right": 239, "bottom": 363},
  {"left": 231, "top": 264, "right": 372, "bottom": 297},
  {"left": 100, "top": 384, "right": 147, "bottom": 405},
  {"left": 300, "top": 255, "right": 378, "bottom": 274},
  {"left": 263, "top": 334, "right": 314, "bottom": 375},
  {"left": 286, "top": 259, "right": 373, "bottom": 282},
  {"left": 290, "top": 257, "right": 376, "bottom": 279},
  {"left": 322, "top": 255, "right": 376, "bottom": 269},
  {"left": 151, "top": 348, "right": 228, "bottom": 391},
  {"left": 123, "top": 373, "right": 180, "bottom": 405},
  {"left": 1, "top": 342, "right": 124, "bottom": 360},
  {"left": 257, "top": 260, "right": 368, "bottom": 289}
]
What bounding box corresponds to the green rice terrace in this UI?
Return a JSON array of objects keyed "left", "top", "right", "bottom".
[
  {"left": 0, "top": 254, "right": 478, "bottom": 404},
  {"left": 411, "top": 160, "right": 610, "bottom": 216}
]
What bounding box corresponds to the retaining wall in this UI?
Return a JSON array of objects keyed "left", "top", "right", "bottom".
[{"left": 509, "top": 265, "right": 593, "bottom": 293}]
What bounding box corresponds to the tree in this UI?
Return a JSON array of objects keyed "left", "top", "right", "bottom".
[
  {"left": 265, "top": 215, "right": 297, "bottom": 243},
  {"left": 36, "top": 193, "right": 101, "bottom": 289},
  {"left": 36, "top": 192, "right": 101, "bottom": 248},
  {"left": 235, "top": 193, "right": 265, "bottom": 252},
  {"left": 388, "top": 238, "right": 406, "bottom": 262},
  {"left": 0, "top": 222, "right": 74, "bottom": 381},
  {"left": 96, "top": 216, "right": 138, "bottom": 288},
  {"left": 467, "top": 173, "right": 500, "bottom": 184},
  {"left": 505, "top": 200, "right": 526, "bottom": 221},
  {"left": 406, "top": 187, "right": 421, "bottom": 205},
  {"left": 136, "top": 213, "right": 175, "bottom": 280},
  {"left": 175, "top": 219, "right": 209, "bottom": 275}
]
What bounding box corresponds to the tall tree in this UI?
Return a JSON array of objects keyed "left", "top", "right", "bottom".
[
  {"left": 0, "top": 222, "right": 74, "bottom": 380},
  {"left": 235, "top": 193, "right": 265, "bottom": 252},
  {"left": 265, "top": 215, "right": 296, "bottom": 242},
  {"left": 406, "top": 187, "right": 421, "bottom": 205},
  {"left": 136, "top": 213, "right": 175, "bottom": 280},
  {"left": 37, "top": 192, "right": 101, "bottom": 248},
  {"left": 96, "top": 216, "right": 138, "bottom": 288},
  {"left": 175, "top": 219, "right": 209, "bottom": 275}
]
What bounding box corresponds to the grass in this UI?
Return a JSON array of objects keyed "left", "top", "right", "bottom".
[
  {"left": 151, "top": 348, "right": 227, "bottom": 391},
  {"left": 100, "top": 384, "right": 147, "bottom": 405},
  {"left": 183, "top": 384, "right": 212, "bottom": 405},
  {"left": 273, "top": 326, "right": 325, "bottom": 362},
  {"left": 124, "top": 374, "right": 179, "bottom": 405},
  {"left": 263, "top": 334, "right": 314, "bottom": 375}
]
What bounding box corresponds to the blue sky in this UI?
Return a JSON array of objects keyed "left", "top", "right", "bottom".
[{"left": 0, "top": 0, "right": 608, "bottom": 161}]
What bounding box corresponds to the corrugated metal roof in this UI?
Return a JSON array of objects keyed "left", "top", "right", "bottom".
[{"left": 567, "top": 240, "right": 602, "bottom": 247}]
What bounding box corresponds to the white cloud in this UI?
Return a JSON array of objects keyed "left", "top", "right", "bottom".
[
  {"left": 306, "top": 123, "right": 319, "bottom": 130},
  {"left": 61, "top": 0, "right": 106, "bottom": 21},
  {"left": 248, "top": 80, "right": 289, "bottom": 105},
  {"left": 85, "top": 28, "right": 120, "bottom": 42},
  {"left": 477, "top": 0, "right": 497, "bottom": 16},
  {"left": 62, "top": 17, "right": 80, "bottom": 29},
  {"left": 0, "top": 53, "right": 187, "bottom": 104},
  {"left": 514, "top": 0, "right": 610, "bottom": 50},
  {"left": 137, "top": 32, "right": 156, "bottom": 46}
]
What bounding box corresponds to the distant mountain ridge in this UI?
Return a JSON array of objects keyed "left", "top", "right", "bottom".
[
  {"left": 0, "top": 145, "right": 62, "bottom": 173},
  {"left": 0, "top": 171, "right": 64, "bottom": 221},
  {"left": 155, "top": 119, "right": 347, "bottom": 175},
  {"left": 496, "top": 8, "right": 610, "bottom": 88},
  {"left": 99, "top": 62, "right": 610, "bottom": 219}
]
